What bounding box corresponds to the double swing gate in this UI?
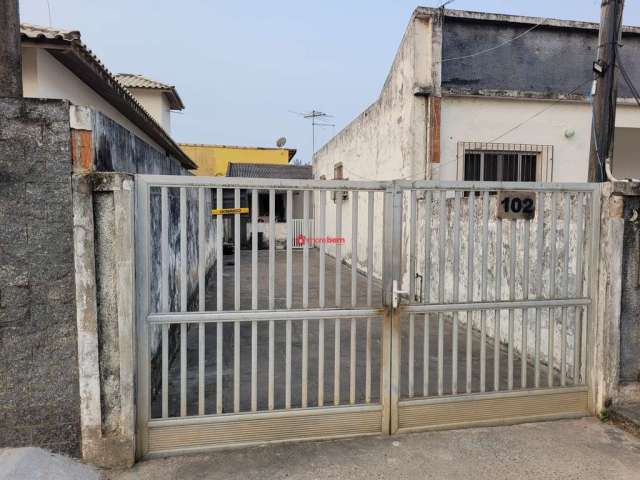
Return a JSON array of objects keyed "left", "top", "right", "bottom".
[{"left": 135, "top": 175, "right": 601, "bottom": 457}]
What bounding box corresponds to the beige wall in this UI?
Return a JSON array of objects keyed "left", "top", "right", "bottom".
[
  {"left": 126, "top": 87, "right": 171, "bottom": 133},
  {"left": 612, "top": 127, "right": 640, "bottom": 180},
  {"left": 313, "top": 16, "right": 435, "bottom": 281},
  {"left": 21, "top": 46, "right": 163, "bottom": 152},
  {"left": 440, "top": 96, "right": 640, "bottom": 182}
]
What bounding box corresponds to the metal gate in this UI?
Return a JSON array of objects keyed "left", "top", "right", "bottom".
[{"left": 135, "top": 175, "right": 601, "bottom": 457}]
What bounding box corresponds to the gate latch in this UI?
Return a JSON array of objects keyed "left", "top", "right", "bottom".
[{"left": 392, "top": 280, "right": 409, "bottom": 309}]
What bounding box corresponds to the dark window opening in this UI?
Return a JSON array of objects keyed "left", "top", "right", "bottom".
[{"left": 464, "top": 151, "right": 538, "bottom": 182}]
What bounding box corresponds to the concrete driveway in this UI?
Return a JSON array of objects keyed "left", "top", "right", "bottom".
[{"left": 107, "top": 419, "right": 640, "bottom": 480}]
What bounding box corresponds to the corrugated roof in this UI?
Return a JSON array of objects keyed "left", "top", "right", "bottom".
[
  {"left": 226, "top": 163, "right": 313, "bottom": 179},
  {"left": 20, "top": 23, "right": 81, "bottom": 41},
  {"left": 20, "top": 23, "right": 195, "bottom": 169},
  {"left": 115, "top": 73, "right": 184, "bottom": 110}
]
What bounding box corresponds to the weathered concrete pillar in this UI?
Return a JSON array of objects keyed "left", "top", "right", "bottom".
[
  {"left": 591, "top": 183, "right": 624, "bottom": 413},
  {"left": 72, "top": 172, "right": 136, "bottom": 468},
  {"left": 0, "top": 0, "right": 23, "bottom": 97}
]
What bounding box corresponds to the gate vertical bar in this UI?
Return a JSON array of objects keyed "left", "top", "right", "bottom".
[
  {"left": 215, "top": 188, "right": 223, "bottom": 414},
  {"left": 135, "top": 177, "right": 151, "bottom": 456},
  {"left": 466, "top": 191, "right": 475, "bottom": 394},
  {"left": 318, "top": 190, "right": 326, "bottom": 407},
  {"left": 508, "top": 219, "right": 516, "bottom": 391},
  {"left": 160, "top": 187, "right": 169, "bottom": 418},
  {"left": 423, "top": 190, "right": 432, "bottom": 397},
  {"left": 480, "top": 191, "right": 489, "bottom": 392},
  {"left": 494, "top": 215, "right": 502, "bottom": 392},
  {"left": 574, "top": 193, "right": 585, "bottom": 382},
  {"left": 522, "top": 218, "right": 531, "bottom": 389},
  {"left": 451, "top": 191, "right": 461, "bottom": 394},
  {"left": 350, "top": 191, "right": 359, "bottom": 404},
  {"left": 268, "top": 190, "right": 275, "bottom": 410},
  {"left": 234, "top": 189, "right": 241, "bottom": 413},
  {"left": 535, "top": 193, "right": 545, "bottom": 388},
  {"left": 180, "top": 188, "right": 187, "bottom": 417},
  {"left": 302, "top": 190, "right": 309, "bottom": 408},
  {"left": 285, "top": 190, "right": 292, "bottom": 408},
  {"left": 197, "top": 188, "right": 206, "bottom": 416},
  {"left": 437, "top": 190, "right": 447, "bottom": 396},
  {"left": 384, "top": 183, "right": 402, "bottom": 434},
  {"left": 408, "top": 190, "right": 417, "bottom": 398},
  {"left": 549, "top": 192, "right": 558, "bottom": 388},
  {"left": 366, "top": 191, "right": 374, "bottom": 404},
  {"left": 561, "top": 193, "right": 571, "bottom": 386}
]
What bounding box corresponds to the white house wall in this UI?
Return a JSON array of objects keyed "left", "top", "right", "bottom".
[
  {"left": 21, "top": 47, "right": 163, "bottom": 152},
  {"left": 439, "top": 96, "right": 640, "bottom": 182},
  {"left": 126, "top": 87, "right": 172, "bottom": 134}
]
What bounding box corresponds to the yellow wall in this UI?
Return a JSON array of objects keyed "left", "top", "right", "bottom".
[{"left": 179, "top": 144, "right": 293, "bottom": 176}]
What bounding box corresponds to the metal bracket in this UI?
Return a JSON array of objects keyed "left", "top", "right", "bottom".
[{"left": 392, "top": 280, "right": 409, "bottom": 309}]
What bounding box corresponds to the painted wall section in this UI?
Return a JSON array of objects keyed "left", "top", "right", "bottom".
[
  {"left": 125, "top": 87, "right": 171, "bottom": 134},
  {"left": 441, "top": 16, "right": 640, "bottom": 99},
  {"left": 20, "top": 47, "right": 163, "bottom": 152},
  {"left": 181, "top": 144, "right": 294, "bottom": 176},
  {"left": 439, "top": 97, "right": 640, "bottom": 182},
  {"left": 612, "top": 128, "right": 640, "bottom": 180}
]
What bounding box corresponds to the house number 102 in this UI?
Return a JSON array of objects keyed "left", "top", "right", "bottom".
[{"left": 496, "top": 191, "right": 536, "bottom": 220}]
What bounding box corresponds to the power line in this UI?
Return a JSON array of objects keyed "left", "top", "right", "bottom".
[
  {"left": 440, "top": 18, "right": 547, "bottom": 64},
  {"left": 615, "top": 45, "right": 640, "bottom": 107},
  {"left": 486, "top": 78, "right": 593, "bottom": 143}
]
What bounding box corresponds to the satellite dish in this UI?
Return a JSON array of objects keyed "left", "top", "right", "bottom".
[{"left": 276, "top": 137, "right": 287, "bottom": 148}]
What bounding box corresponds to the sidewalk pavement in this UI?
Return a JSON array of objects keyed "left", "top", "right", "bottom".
[{"left": 107, "top": 418, "right": 640, "bottom": 480}]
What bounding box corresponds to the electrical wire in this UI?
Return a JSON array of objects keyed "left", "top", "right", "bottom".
[
  {"left": 486, "top": 78, "right": 593, "bottom": 143},
  {"left": 440, "top": 18, "right": 547, "bottom": 64},
  {"left": 615, "top": 45, "right": 640, "bottom": 107}
]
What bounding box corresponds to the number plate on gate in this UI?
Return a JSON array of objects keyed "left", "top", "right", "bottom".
[{"left": 496, "top": 191, "right": 536, "bottom": 220}]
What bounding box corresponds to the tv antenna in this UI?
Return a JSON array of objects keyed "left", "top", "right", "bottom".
[{"left": 289, "top": 109, "right": 335, "bottom": 154}]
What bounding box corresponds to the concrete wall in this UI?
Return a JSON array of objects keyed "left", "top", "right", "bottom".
[
  {"left": 440, "top": 17, "right": 640, "bottom": 99},
  {"left": 126, "top": 87, "right": 171, "bottom": 134},
  {"left": 619, "top": 196, "right": 640, "bottom": 384},
  {"left": 21, "top": 47, "right": 163, "bottom": 152},
  {"left": 313, "top": 15, "right": 432, "bottom": 184},
  {"left": 0, "top": 97, "right": 81, "bottom": 456},
  {"left": 313, "top": 15, "right": 435, "bottom": 282},
  {"left": 612, "top": 128, "right": 640, "bottom": 180},
  {"left": 90, "top": 109, "right": 184, "bottom": 175}
]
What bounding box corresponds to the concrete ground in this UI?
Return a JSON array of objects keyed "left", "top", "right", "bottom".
[{"left": 107, "top": 418, "right": 640, "bottom": 480}]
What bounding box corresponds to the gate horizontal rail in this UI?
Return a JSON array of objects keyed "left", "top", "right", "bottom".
[
  {"left": 147, "top": 307, "right": 385, "bottom": 324},
  {"left": 401, "top": 298, "right": 591, "bottom": 314}
]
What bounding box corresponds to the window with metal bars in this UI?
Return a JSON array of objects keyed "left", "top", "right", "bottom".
[{"left": 463, "top": 151, "right": 537, "bottom": 182}]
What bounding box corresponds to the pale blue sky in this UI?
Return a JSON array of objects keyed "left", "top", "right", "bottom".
[{"left": 19, "top": 1, "right": 640, "bottom": 164}]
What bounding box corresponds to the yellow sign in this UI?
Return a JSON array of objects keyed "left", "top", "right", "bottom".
[{"left": 211, "top": 207, "right": 249, "bottom": 215}]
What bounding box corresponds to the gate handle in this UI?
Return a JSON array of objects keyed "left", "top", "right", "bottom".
[{"left": 392, "top": 280, "right": 409, "bottom": 309}]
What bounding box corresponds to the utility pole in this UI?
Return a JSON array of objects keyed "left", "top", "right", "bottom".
[
  {"left": 588, "top": 0, "right": 625, "bottom": 182},
  {"left": 0, "top": 0, "right": 23, "bottom": 97}
]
